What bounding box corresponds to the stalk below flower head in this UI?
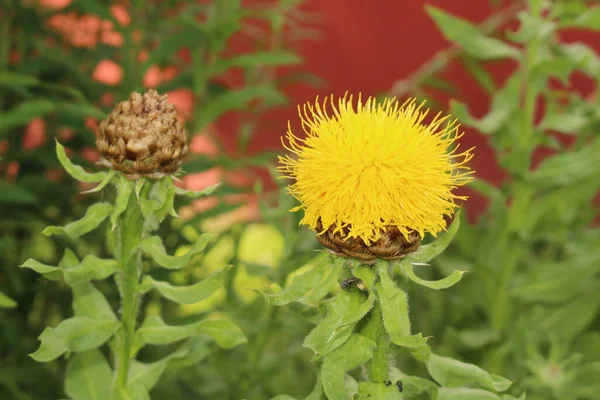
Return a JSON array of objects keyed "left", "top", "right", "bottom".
[{"left": 278, "top": 93, "right": 474, "bottom": 263}]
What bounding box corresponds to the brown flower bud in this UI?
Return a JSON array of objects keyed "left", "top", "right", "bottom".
[
  {"left": 315, "top": 219, "right": 421, "bottom": 264},
  {"left": 96, "top": 89, "right": 188, "bottom": 179}
]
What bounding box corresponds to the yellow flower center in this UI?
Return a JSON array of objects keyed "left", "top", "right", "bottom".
[{"left": 278, "top": 94, "right": 474, "bottom": 244}]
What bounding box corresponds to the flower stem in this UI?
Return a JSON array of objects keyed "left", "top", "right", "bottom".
[
  {"left": 365, "top": 302, "right": 390, "bottom": 382},
  {"left": 115, "top": 185, "right": 144, "bottom": 391}
]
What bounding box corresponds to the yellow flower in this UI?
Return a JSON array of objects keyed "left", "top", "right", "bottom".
[{"left": 278, "top": 94, "right": 474, "bottom": 250}]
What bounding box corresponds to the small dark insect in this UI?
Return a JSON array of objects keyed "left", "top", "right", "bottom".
[
  {"left": 396, "top": 380, "right": 403, "bottom": 392},
  {"left": 340, "top": 277, "right": 366, "bottom": 290},
  {"left": 384, "top": 380, "right": 392, "bottom": 386}
]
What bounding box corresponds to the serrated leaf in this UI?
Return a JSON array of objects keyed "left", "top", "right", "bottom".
[
  {"left": 63, "top": 256, "right": 119, "bottom": 284},
  {"left": 196, "top": 85, "right": 286, "bottom": 130},
  {"left": 112, "top": 176, "right": 134, "bottom": 229},
  {"left": 127, "top": 359, "right": 168, "bottom": 393},
  {"left": 55, "top": 141, "right": 107, "bottom": 183},
  {"left": 0, "top": 291, "right": 17, "bottom": 308},
  {"left": 175, "top": 182, "right": 221, "bottom": 198},
  {"left": 20, "top": 259, "right": 62, "bottom": 281},
  {"left": 528, "top": 140, "right": 600, "bottom": 188},
  {"left": 65, "top": 349, "right": 113, "bottom": 400},
  {"left": 81, "top": 170, "right": 117, "bottom": 194},
  {"left": 72, "top": 282, "right": 117, "bottom": 321},
  {"left": 426, "top": 6, "right": 521, "bottom": 60},
  {"left": 438, "top": 388, "right": 502, "bottom": 400},
  {"left": 43, "top": 203, "right": 112, "bottom": 238},
  {"left": 211, "top": 51, "right": 302, "bottom": 75},
  {"left": 139, "top": 268, "right": 229, "bottom": 304},
  {"left": 31, "top": 317, "right": 120, "bottom": 362},
  {"left": 376, "top": 264, "right": 430, "bottom": 358},
  {"left": 407, "top": 214, "right": 461, "bottom": 263},
  {"left": 140, "top": 234, "right": 214, "bottom": 270},
  {"left": 401, "top": 260, "right": 465, "bottom": 290},
  {"left": 134, "top": 315, "right": 246, "bottom": 350},
  {"left": 357, "top": 382, "right": 402, "bottom": 399},
  {"left": 260, "top": 263, "right": 325, "bottom": 305},
  {"left": 427, "top": 354, "right": 512, "bottom": 392},
  {"left": 304, "top": 289, "right": 375, "bottom": 358},
  {"left": 321, "top": 334, "right": 375, "bottom": 400}
]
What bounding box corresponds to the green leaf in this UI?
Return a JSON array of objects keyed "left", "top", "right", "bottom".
[
  {"left": 111, "top": 176, "right": 134, "bottom": 229},
  {"left": 43, "top": 203, "right": 113, "bottom": 238},
  {"left": 168, "top": 338, "right": 212, "bottom": 369},
  {"left": 407, "top": 214, "right": 461, "bottom": 263},
  {"left": 260, "top": 263, "right": 325, "bottom": 305},
  {"left": 357, "top": 382, "right": 402, "bottom": 399},
  {"left": 0, "top": 100, "right": 55, "bottom": 133},
  {"left": 438, "top": 388, "right": 502, "bottom": 400},
  {"left": 65, "top": 349, "right": 113, "bottom": 400},
  {"left": 63, "top": 256, "right": 119, "bottom": 284},
  {"left": 528, "top": 140, "right": 600, "bottom": 188},
  {"left": 127, "top": 359, "right": 168, "bottom": 393},
  {"left": 55, "top": 141, "right": 107, "bottom": 183},
  {"left": 321, "top": 334, "right": 375, "bottom": 400},
  {"left": 389, "top": 368, "right": 439, "bottom": 399},
  {"left": 140, "top": 268, "right": 229, "bottom": 304},
  {"left": 20, "top": 258, "right": 62, "bottom": 281},
  {"left": 0, "top": 70, "right": 40, "bottom": 88},
  {"left": 140, "top": 234, "right": 214, "bottom": 270},
  {"left": 134, "top": 315, "right": 246, "bottom": 350},
  {"left": 31, "top": 317, "right": 120, "bottom": 362},
  {"left": 376, "top": 264, "right": 430, "bottom": 358},
  {"left": 196, "top": 85, "right": 286, "bottom": 129},
  {"left": 305, "top": 374, "right": 325, "bottom": 400},
  {"left": 0, "top": 291, "right": 17, "bottom": 308},
  {"left": 536, "top": 288, "right": 600, "bottom": 342},
  {"left": 211, "top": 51, "right": 302, "bottom": 74},
  {"left": 270, "top": 396, "right": 297, "bottom": 400},
  {"left": 0, "top": 182, "right": 38, "bottom": 204},
  {"left": 175, "top": 182, "right": 221, "bottom": 198},
  {"left": 539, "top": 111, "right": 589, "bottom": 134},
  {"left": 426, "top": 6, "right": 521, "bottom": 60},
  {"left": 72, "top": 282, "right": 117, "bottom": 321},
  {"left": 304, "top": 288, "right": 375, "bottom": 358},
  {"left": 570, "top": 7, "right": 600, "bottom": 31},
  {"left": 400, "top": 260, "right": 465, "bottom": 290},
  {"left": 81, "top": 170, "right": 117, "bottom": 194},
  {"left": 427, "top": 354, "right": 512, "bottom": 392}
]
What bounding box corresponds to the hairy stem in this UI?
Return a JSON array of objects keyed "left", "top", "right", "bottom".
[{"left": 115, "top": 186, "right": 144, "bottom": 391}]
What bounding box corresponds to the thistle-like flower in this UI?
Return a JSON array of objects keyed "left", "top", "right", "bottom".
[
  {"left": 278, "top": 94, "right": 474, "bottom": 263},
  {"left": 96, "top": 89, "right": 188, "bottom": 179}
]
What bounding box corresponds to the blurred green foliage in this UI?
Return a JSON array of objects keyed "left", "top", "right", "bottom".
[{"left": 1, "top": 0, "right": 599, "bottom": 399}]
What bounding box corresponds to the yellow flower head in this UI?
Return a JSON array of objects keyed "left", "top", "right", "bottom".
[{"left": 278, "top": 94, "right": 474, "bottom": 245}]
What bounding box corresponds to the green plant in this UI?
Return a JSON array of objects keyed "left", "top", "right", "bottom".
[
  {"left": 262, "top": 94, "right": 522, "bottom": 400},
  {"left": 393, "top": 1, "right": 600, "bottom": 399},
  {"left": 0, "top": 1, "right": 313, "bottom": 397},
  {"left": 21, "top": 90, "right": 247, "bottom": 399}
]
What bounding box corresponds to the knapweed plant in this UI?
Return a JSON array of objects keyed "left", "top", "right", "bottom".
[
  {"left": 21, "top": 90, "right": 246, "bottom": 399},
  {"left": 267, "top": 95, "right": 523, "bottom": 399}
]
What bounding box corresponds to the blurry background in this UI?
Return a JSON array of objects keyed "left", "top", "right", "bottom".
[{"left": 1, "top": 0, "right": 599, "bottom": 399}]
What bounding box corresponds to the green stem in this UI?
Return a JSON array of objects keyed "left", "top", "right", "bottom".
[
  {"left": 115, "top": 186, "right": 145, "bottom": 391},
  {"left": 365, "top": 302, "right": 390, "bottom": 382}
]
